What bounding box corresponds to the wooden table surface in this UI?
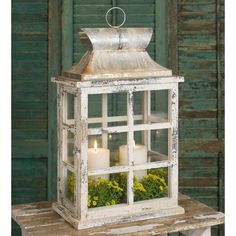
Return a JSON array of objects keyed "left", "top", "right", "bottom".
[{"left": 12, "top": 194, "right": 224, "bottom": 236}]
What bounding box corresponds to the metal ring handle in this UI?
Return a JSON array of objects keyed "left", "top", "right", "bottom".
[{"left": 105, "top": 7, "right": 126, "bottom": 28}]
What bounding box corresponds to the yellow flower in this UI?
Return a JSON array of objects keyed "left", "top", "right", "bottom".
[
  {"left": 110, "top": 199, "right": 116, "bottom": 205},
  {"left": 133, "top": 182, "right": 146, "bottom": 192}
]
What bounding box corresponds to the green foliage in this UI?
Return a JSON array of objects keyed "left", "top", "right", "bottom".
[
  {"left": 67, "top": 168, "right": 168, "bottom": 208},
  {"left": 68, "top": 172, "right": 74, "bottom": 202},
  {"left": 88, "top": 177, "right": 124, "bottom": 207},
  {"left": 134, "top": 173, "right": 168, "bottom": 201}
]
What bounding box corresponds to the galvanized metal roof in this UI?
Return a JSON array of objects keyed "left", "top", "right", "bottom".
[{"left": 62, "top": 28, "right": 172, "bottom": 81}]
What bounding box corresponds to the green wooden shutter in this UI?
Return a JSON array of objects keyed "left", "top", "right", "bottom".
[
  {"left": 73, "top": 0, "right": 168, "bottom": 64},
  {"left": 177, "top": 0, "right": 224, "bottom": 235},
  {"left": 12, "top": 0, "right": 48, "bottom": 235}
]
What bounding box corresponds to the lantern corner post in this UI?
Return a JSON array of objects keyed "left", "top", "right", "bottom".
[
  {"left": 74, "top": 89, "right": 89, "bottom": 220},
  {"left": 127, "top": 90, "right": 134, "bottom": 205},
  {"left": 168, "top": 84, "right": 179, "bottom": 204},
  {"left": 56, "top": 84, "right": 64, "bottom": 204}
]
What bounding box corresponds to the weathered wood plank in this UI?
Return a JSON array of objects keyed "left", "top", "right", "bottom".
[
  {"left": 12, "top": 195, "right": 224, "bottom": 236},
  {"left": 177, "top": 3, "right": 223, "bottom": 202}
]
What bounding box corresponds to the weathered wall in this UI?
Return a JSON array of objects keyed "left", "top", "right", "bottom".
[
  {"left": 12, "top": 0, "right": 48, "bottom": 234},
  {"left": 177, "top": 0, "right": 224, "bottom": 235},
  {"left": 177, "top": 0, "right": 224, "bottom": 213}
]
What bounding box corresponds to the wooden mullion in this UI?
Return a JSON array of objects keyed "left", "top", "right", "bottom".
[
  {"left": 57, "top": 85, "right": 63, "bottom": 204},
  {"left": 127, "top": 91, "right": 134, "bottom": 205},
  {"left": 74, "top": 92, "right": 80, "bottom": 218},
  {"left": 142, "top": 91, "right": 151, "bottom": 151},
  {"left": 168, "top": 87, "right": 178, "bottom": 203},
  {"left": 77, "top": 91, "right": 88, "bottom": 220},
  {"left": 88, "top": 161, "right": 172, "bottom": 176},
  {"left": 88, "top": 122, "right": 171, "bottom": 136},
  {"left": 62, "top": 123, "right": 75, "bottom": 133},
  {"left": 102, "top": 94, "right": 108, "bottom": 148},
  {"left": 88, "top": 114, "right": 143, "bottom": 124},
  {"left": 62, "top": 161, "right": 75, "bottom": 173},
  {"left": 62, "top": 91, "right": 67, "bottom": 164}
]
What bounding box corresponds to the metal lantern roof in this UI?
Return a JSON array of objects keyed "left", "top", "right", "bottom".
[{"left": 62, "top": 28, "right": 172, "bottom": 81}]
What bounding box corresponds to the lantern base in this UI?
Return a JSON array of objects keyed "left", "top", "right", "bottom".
[{"left": 52, "top": 202, "right": 185, "bottom": 230}]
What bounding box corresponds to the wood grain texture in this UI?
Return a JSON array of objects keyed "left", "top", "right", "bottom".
[
  {"left": 12, "top": 194, "right": 224, "bottom": 236},
  {"left": 177, "top": 1, "right": 225, "bottom": 220},
  {"left": 12, "top": 0, "right": 49, "bottom": 203},
  {"left": 48, "top": 0, "right": 61, "bottom": 200}
]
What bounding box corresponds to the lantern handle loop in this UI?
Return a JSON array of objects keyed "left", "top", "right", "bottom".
[{"left": 105, "top": 7, "right": 126, "bottom": 28}]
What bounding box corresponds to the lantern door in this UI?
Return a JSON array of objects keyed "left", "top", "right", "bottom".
[{"left": 70, "top": 83, "right": 182, "bottom": 223}]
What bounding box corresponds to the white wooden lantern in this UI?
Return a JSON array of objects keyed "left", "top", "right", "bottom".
[{"left": 52, "top": 27, "right": 185, "bottom": 229}]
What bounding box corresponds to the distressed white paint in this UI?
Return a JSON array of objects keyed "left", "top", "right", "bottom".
[
  {"left": 102, "top": 93, "right": 108, "bottom": 148},
  {"left": 174, "top": 219, "right": 187, "bottom": 224},
  {"left": 13, "top": 195, "right": 224, "bottom": 236},
  {"left": 53, "top": 74, "right": 184, "bottom": 229},
  {"left": 52, "top": 76, "right": 184, "bottom": 88},
  {"left": 88, "top": 122, "right": 172, "bottom": 136},
  {"left": 193, "top": 213, "right": 225, "bottom": 220},
  {"left": 127, "top": 91, "right": 134, "bottom": 205},
  {"left": 88, "top": 223, "right": 164, "bottom": 235},
  {"left": 78, "top": 92, "right": 88, "bottom": 220},
  {"left": 88, "top": 160, "right": 172, "bottom": 176},
  {"left": 53, "top": 201, "right": 184, "bottom": 229},
  {"left": 168, "top": 87, "right": 179, "bottom": 203}
]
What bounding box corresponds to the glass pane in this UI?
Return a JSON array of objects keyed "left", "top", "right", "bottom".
[
  {"left": 65, "top": 169, "right": 75, "bottom": 203},
  {"left": 110, "top": 132, "right": 128, "bottom": 166},
  {"left": 108, "top": 93, "right": 127, "bottom": 126},
  {"left": 134, "top": 167, "right": 168, "bottom": 202},
  {"left": 151, "top": 129, "right": 168, "bottom": 160},
  {"left": 88, "top": 94, "right": 102, "bottom": 118},
  {"left": 151, "top": 90, "right": 168, "bottom": 122},
  {"left": 133, "top": 91, "right": 143, "bottom": 116},
  {"left": 88, "top": 173, "right": 127, "bottom": 208},
  {"left": 133, "top": 130, "right": 168, "bottom": 164},
  {"left": 133, "top": 90, "right": 169, "bottom": 125},
  {"left": 67, "top": 93, "right": 74, "bottom": 120},
  {"left": 66, "top": 130, "right": 74, "bottom": 165},
  {"left": 108, "top": 93, "right": 127, "bottom": 117}
]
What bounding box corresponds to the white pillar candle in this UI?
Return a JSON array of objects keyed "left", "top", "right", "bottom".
[
  {"left": 88, "top": 140, "right": 110, "bottom": 180},
  {"left": 119, "top": 142, "right": 147, "bottom": 180}
]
